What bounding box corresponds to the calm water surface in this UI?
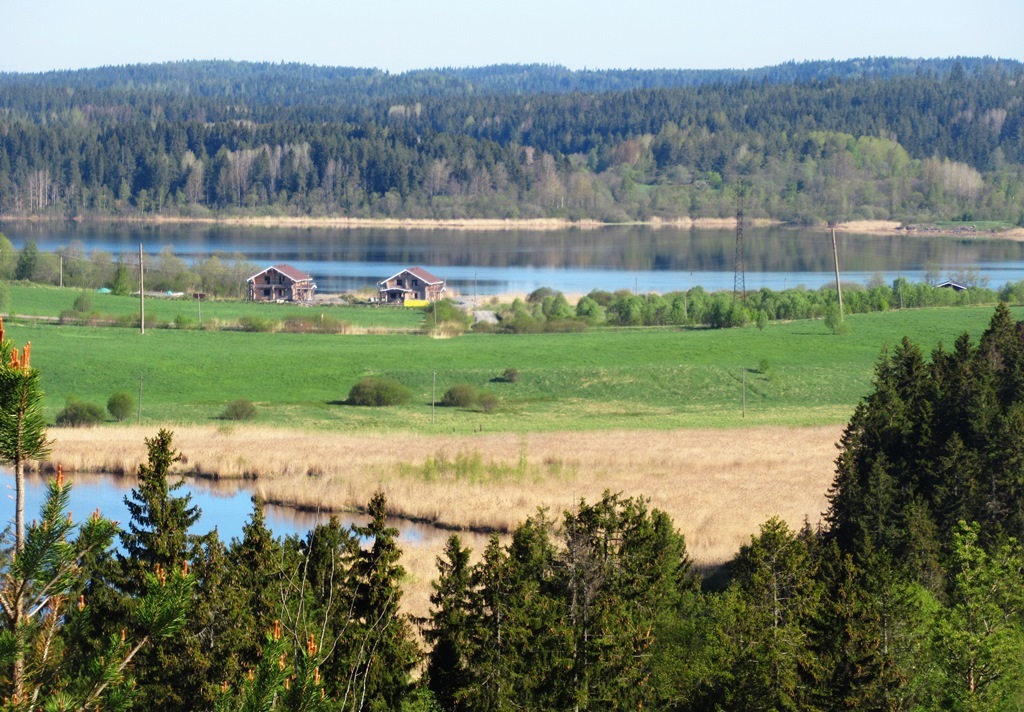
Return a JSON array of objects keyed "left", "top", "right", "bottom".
[
  {"left": 2, "top": 470, "right": 453, "bottom": 546},
  {"left": 5, "top": 222, "right": 1024, "bottom": 294}
]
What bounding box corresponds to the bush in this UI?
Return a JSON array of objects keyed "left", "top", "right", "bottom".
[
  {"left": 527, "top": 286, "right": 558, "bottom": 303},
  {"left": 477, "top": 392, "right": 499, "bottom": 413},
  {"left": 501, "top": 314, "right": 544, "bottom": 334},
  {"left": 756, "top": 310, "right": 769, "bottom": 331},
  {"left": 425, "top": 299, "right": 471, "bottom": 330},
  {"left": 441, "top": 384, "right": 478, "bottom": 408},
  {"left": 59, "top": 309, "right": 86, "bottom": 325},
  {"left": 221, "top": 398, "right": 257, "bottom": 421},
  {"left": 107, "top": 391, "right": 135, "bottom": 422},
  {"left": 55, "top": 398, "right": 105, "bottom": 427},
  {"left": 238, "top": 316, "right": 274, "bottom": 332},
  {"left": 72, "top": 292, "right": 92, "bottom": 313},
  {"left": 115, "top": 313, "right": 141, "bottom": 328},
  {"left": 347, "top": 378, "right": 412, "bottom": 406},
  {"left": 502, "top": 367, "right": 519, "bottom": 383},
  {"left": 174, "top": 314, "right": 198, "bottom": 330},
  {"left": 824, "top": 304, "right": 850, "bottom": 335}
]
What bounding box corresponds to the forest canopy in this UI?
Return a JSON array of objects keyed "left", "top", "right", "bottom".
[{"left": 0, "top": 58, "right": 1022, "bottom": 224}]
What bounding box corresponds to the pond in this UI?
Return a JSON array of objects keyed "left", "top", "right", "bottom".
[
  {"left": 4, "top": 222, "right": 1024, "bottom": 295},
  {"left": 2, "top": 470, "right": 458, "bottom": 547}
]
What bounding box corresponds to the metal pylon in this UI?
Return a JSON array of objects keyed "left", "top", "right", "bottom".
[{"left": 733, "top": 204, "right": 746, "bottom": 302}]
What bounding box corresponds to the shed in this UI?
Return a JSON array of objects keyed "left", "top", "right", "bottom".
[{"left": 936, "top": 280, "right": 969, "bottom": 292}]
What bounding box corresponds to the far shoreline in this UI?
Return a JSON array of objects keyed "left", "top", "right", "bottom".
[{"left": 3, "top": 214, "right": 1022, "bottom": 240}]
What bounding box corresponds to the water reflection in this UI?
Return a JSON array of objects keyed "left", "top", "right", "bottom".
[
  {"left": 1, "top": 471, "right": 449, "bottom": 546},
  {"left": 4, "top": 222, "right": 1024, "bottom": 295}
]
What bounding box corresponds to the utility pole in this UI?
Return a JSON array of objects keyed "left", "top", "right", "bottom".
[
  {"left": 139, "top": 244, "right": 145, "bottom": 335},
  {"left": 831, "top": 226, "right": 844, "bottom": 320}
]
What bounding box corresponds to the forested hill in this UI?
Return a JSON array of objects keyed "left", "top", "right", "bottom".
[
  {"left": 2, "top": 57, "right": 1019, "bottom": 113},
  {"left": 1, "top": 58, "right": 1022, "bottom": 225}
]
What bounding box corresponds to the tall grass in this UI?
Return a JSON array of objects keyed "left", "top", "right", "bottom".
[{"left": 45, "top": 423, "right": 840, "bottom": 569}]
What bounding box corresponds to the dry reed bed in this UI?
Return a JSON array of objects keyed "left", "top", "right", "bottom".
[{"left": 44, "top": 424, "right": 843, "bottom": 568}]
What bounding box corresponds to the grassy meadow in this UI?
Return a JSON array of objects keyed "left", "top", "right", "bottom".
[
  {"left": 4, "top": 283, "right": 425, "bottom": 329},
  {"left": 6, "top": 298, "right": 1018, "bottom": 431}
]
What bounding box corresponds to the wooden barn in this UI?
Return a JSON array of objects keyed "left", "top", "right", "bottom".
[
  {"left": 377, "top": 267, "right": 447, "bottom": 304},
  {"left": 247, "top": 264, "right": 317, "bottom": 302}
]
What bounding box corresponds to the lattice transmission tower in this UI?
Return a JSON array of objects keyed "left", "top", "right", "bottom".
[{"left": 733, "top": 196, "right": 746, "bottom": 302}]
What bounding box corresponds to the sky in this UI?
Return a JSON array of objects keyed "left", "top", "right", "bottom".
[{"left": 3, "top": 0, "right": 1022, "bottom": 74}]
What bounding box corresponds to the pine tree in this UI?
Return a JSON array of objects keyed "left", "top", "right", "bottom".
[{"left": 0, "top": 322, "right": 50, "bottom": 699}]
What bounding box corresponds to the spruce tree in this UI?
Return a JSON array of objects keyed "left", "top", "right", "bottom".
[
  {"left": 426, "top": 535, "right": 473, "bottom": 710},
  {"left": 224, "top": 498, "right": 284, "bottom": 675},
  {"left": 346, "top": 492, "right": 420, "bottom": 712},
  {"left": 109, "top": 430, "right": 213, "bottom": 710},
  {"left": 556, "top": 493, "right": 692, "bottom": 710},
  {"left": 726, "top": 517, "right": 820, "bottom": 711}
]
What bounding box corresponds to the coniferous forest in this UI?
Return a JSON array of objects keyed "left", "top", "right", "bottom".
[
  {"left": 0, "top": 58, "right": 1023, "bottom": 224},
  {"left": 4, "top": 307, "right": 1024, "bottom": 709}
]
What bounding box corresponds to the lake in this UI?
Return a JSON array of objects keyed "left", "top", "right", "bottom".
[
  {"left": 4, "top": 222, "right": 1024, "bottom": 295},
  {"left": 1, "top": 470, "right": 460, "bottom": 547}
]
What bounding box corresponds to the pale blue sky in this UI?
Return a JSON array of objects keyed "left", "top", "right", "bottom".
[{"left": 3, "top": 0, "right": 1022, "bottom": 74}]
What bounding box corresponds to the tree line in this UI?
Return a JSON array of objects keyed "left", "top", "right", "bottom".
[
  {"left": 2, "top": 236, "right": 1016, "bottom": 335},
  {"left": 483, "top": 278, "right": 1006, "bottom": 333},
  {"left": 4, "top": 307, "right": 1024, "bottom": 708},
  {"left": 0, "top": 235, "right": 257, "bottom": 300},
  {"left": 0, "top": 60, "right": 1022, "bottom": 224}
]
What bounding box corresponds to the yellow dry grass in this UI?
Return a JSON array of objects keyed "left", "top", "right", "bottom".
[{"left": 44, "top": 423, "right": 841, "bottom": 564}]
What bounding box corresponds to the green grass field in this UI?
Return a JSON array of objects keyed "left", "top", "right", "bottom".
[
  {"left": 4, "top": 283, "right": 425, "bottom": 329},
  {"left": 5, "top": 302, "right": 1017, "bottom": 433}
]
